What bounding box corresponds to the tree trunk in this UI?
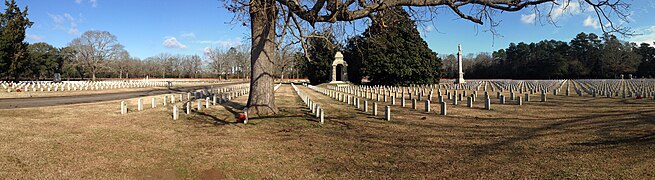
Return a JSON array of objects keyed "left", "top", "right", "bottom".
[
  {"left": 246, "top": 0, "right": 278, "bottom": 116},
  {"left": 92, "top": 67, "right": 97, "bottom": 81}
]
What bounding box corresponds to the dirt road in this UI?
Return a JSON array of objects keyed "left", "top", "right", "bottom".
[{"left": 0, "top": 82, "right": 246, "bottom": 109}]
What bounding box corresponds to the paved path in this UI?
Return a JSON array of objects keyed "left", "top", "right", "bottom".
[{"left": 0, "top": 81, "right": 246, "bottom": 109}]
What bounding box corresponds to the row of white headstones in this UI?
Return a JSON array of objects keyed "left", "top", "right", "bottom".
[
  {"left": 1, "top": 80, "right": 169, "bottom": 93},
  {"left": 119, "top": 84, "right": 250, "bottom": 121},
  {"left": 315, "top": 79, "right": 655, "bottom": 119},
  {"left": 325, "top": 84, "right": 549, "bottom": 111},
  {"left": 282, "top": 81, "right": 556, "bottom": 124},
  {"left": 480, "top": 79, "right": 655, "bottom": 99},
  {"left": 572, "top": 79, "right": 655, "bottom": 98},
  {"left": 307, "top": 83, "right": 392, "bottom": 121},
  {"left": 341, "top": 79, "right": 654, "bottom": 101},
  {"left": 291, "top": 83, "right": 325, "bottom": 124},
  {"left": 119, "top": 79, "right": 655, "bottom": 125}
]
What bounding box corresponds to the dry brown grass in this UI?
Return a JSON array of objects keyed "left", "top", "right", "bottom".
[{"left": 0, "top": 84, "right": 653, "bottom": 179}]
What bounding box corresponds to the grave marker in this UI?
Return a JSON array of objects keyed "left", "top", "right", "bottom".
[
  {"left": 467, "top": 97, "right": 473, "bottom": 108},
  {"left": 440, "top": 102, "right": 447, "bottom": 115},
  {"left": 138, "top": 98, "right": 143, "bottom": 111},
  {"left": 385, "top": 106, "right": 391, "bottom": 121},
  {"left": 373, "top": 103, "right": 378, "bottom": 116},
  {"left": 173, "top": 105, "right": 179, "bottom": 120}
]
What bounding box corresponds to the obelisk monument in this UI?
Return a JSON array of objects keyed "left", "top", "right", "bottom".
[{"left": 455, "top": 44, "right": 466, "bottom": 84}]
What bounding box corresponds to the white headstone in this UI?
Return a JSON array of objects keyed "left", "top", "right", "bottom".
[
  {"left": 440, "top": 102, "right": 447, "bottom": 115},
  {"left": 373, "top": 103, "right": 378, "bottom": 116},
  {"left": 384, "top": 106, "right": 391, "bottom": 121},
  {"left": 173, "top": 105, "right": 179, "bottom": 120}
]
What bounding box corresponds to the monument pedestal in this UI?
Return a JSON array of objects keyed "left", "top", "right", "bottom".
[
  {"left": 330, "top": 52, "right": 348, "bottom": 84},
  {"left": 455, "top": 78, "right": 466, "bottom": 84},
  {"left": 455, "top": 44, "right": 466, "bottom": 84}
]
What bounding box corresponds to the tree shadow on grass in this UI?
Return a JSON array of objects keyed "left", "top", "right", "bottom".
[
  {"left": 572, "top": 132, "right": 655, "bottom": 146},
  {"left": 182, "top": 100, "right": 245, "bottom": 126},
  {"left": 192, "top": 111, "right": 237, "bottom": 126},
  {"left": 309, "top": 100, "right": 655, "bottom": 177}
]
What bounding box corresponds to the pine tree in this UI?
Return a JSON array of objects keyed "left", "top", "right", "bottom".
[
  {"left": 345, "top": 7, "right": 443, "bottom": 86},
  {"left": 27, "top": 42, "right": 62, "bottom": 80},
  {"left": 303, "top": 30, "right": 339, "bottom": 85},
  {"left": 0, "top": 0, "right": 33, "bottom": 82}
]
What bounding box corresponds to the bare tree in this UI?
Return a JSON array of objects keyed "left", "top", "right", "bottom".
[
  {"left": 275, "top": 45, "right": 298, "bottom": 79},
  {"left": 206, "top": 48, "right": 227, "bottom": 79},
  {"left": 110, "top": 49, "right": 130, "bottom": 79},
  {"left": 235, "top": 45, "right": 251, "bottom": 79},
  {"left": 152, "top": 53, "right": 173, "bottom": 78},
  {"left": 190, "top": 55, "right": 203, "bottom": 78},
  {"left": 226, "top": 0, "right": 633, "bottom": 116},
  {"left": 69, "top": 30, "right": 124, "bottom": 81}
]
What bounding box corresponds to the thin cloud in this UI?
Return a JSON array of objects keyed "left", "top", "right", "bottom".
[
  {"left": 630, "top": 26, "right": 655, "bottom": 45},
  {"left": 203, "top": 47, "right": 212, "bottom": 54},
  {"left": 582, "top": 15, "right": 600, "bottom": 29},
  {"left": 75, "top": 0, "right": 97, "bottom": 7},
  {"left": 49, "top": 13, "right": 80, "bottom": 35},
  {"left": 181, "top": 32, "right": 196, "bottom": 39},
  {"left": 26, "top": 34, "right": 43, "bottom": 42},
  {"left": 163, "top": 37, "right": 187, "bottom": 49},
  {"left": 549, "top": 1, "right": 581, "bottom": 21},
  {"left": 424, "top": 25, "right": 434, "bottom": 32},
  {"left": 193, "top": 38, "right": 242, "bottom": 48},
  {"left": 521, "top": 13, "right": 536, "bottom": 24}
]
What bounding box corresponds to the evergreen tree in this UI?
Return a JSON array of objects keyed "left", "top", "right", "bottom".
[
  {"left": 303, "top": 30, "right": 339, "bottom": 85},
  {"left": 343, "top": 36, "right": 365, "bottom": 84},
  {"left": 345, "top": 7, "right": 443, "bottom": 85},
  {"left": 26, "top": 42, "right": 62, "bottom": 80},
  {"left": 464, "top": 32, "right": 645, "bottom": 79},
  {"left": 0, "top": 0, "right": 33, "bottom": 82},
  {"left": 600, "top": 34, "right": 640, "bottom": 78},
  {"left": 636, "top": 43, "right": 655, "bottom": 78}
]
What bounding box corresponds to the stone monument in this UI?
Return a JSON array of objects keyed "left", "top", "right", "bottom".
[
  {"left": 330, "top": 52, "right": 348, "bottom": 84},
  {"left": 455, "top": 44, "right": 466, "bottom": 84}
]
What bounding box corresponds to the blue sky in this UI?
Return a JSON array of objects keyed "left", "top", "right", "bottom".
[{"left": 16, "top": 0, "right": 655, "bottom": 59}]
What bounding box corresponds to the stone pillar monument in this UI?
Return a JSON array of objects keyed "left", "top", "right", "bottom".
[
  {"left": 455, "top": 44, "right": 466, "bottom": 84},
  {"left": 330, "top": 52, "right": 348, "bottom": 83}
]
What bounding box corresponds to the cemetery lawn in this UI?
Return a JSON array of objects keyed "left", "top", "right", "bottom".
[
  {"left": 0, "top": 82, "right": 232, "bottom": 99},
  {"left": 0, "top": 84, "right": 653, "bottom": 178}
]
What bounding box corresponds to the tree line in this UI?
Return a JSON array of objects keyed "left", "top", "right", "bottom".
[
  {"left": 0, "top": 0, "right": 303, "bottom": 82},
  {"left": 12, "top": 30, "right": 261, "bottom": 82},
  {"left": 460, "top": 32, "right": 655, "bottom": 79},
  {"left": 299, "top": 8, "right": 443, "bottom": 86}
]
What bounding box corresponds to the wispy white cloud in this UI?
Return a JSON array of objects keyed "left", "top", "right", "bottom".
[
  {"left": 424, "top": 25, "right": 433, "bottom": 32},
  {"left": 582, "top": 15, "right": 599, "bottom": 29},
  {"left": 203, "top": 47, "right": 213, "bottom": 54},
  {"left": 163, "top": 37, "right": 187, "bottom": 49},
  {"left": 521, "top": 13, "right": 536, "bottom": 24},
  {"left": 26, "top": 34, "right": 43, "bottom": 42},
  {"left": 74, "top": 0, "right": 97, "bottom": 7},
  {"left": 549, "top": 1, "right": 581, "bottom": 21},
  {"left": 194, "top": 38, "right": 242, "bottom": 48},
  {"left": 49, "top": 13, "right": 80, "bottom": 35},
  {"left": 630, "top": 26, "right": 655, "bottom": 45},
  {"left": 181, "top": 32, "right": 196, "bottom": 39}
]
